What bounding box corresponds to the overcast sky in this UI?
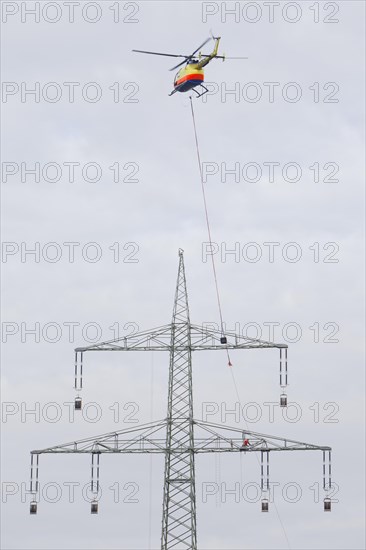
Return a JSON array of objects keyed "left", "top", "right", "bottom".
[{"left": 1, "top": 1, "right": 365, "bottom": 549}]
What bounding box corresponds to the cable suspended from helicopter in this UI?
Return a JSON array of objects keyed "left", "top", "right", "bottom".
[{"left": 132, "top": 36, "right": 247, "bottom": 98}]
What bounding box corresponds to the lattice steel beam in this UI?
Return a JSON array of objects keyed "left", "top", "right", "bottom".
[
  {"left": 31, "top": 419, "right": 330, "bottom": 455},
  {"left": 74, "top": 324, "right": 286, "bottom": 353}
]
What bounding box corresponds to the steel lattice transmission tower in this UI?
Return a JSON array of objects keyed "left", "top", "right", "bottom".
[
  {"left": 162, "top": 248, "right": 197, "bottom": 549},
  {"left": 29, "top": 249, "right": 333, "bottom": 548}
]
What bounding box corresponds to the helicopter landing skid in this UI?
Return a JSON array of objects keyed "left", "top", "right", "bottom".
[
  {"left": 192, "top": 84, "right": 209, "bottom": 98},
  {"left": 168, "top": 84, "right": 209, "bottom": 98}
]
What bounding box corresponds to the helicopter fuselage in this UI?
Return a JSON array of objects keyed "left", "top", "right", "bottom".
[{"left": 173, "top": 63, "right": 204, "bottom": 93}]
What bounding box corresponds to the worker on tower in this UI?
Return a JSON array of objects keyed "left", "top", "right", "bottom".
[{"left": 240, "top": 435, "right": 250, "bottom": 450}]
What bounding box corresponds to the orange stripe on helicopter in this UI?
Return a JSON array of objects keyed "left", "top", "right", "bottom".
[{"left": 175, "top": 73, "right": 204, "bottom": 87}]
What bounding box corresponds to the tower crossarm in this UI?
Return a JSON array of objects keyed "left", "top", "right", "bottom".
[
  {"left": 74, "top": 323, "right": 287, "bottom": 353},
  {"left": 31, "top": 420, "right": 169, "bottom": 454},
  {"left": 192, "top": 420, "right": 331, "bottom": 453},
  {"left": 31, "top": 419, "right": 330, "bottom": 455},
  {"left": 75, "top": 324, "right": 174, "bottom": 352},
  {"left": 189, "top": 324, "right": 287, "bottom": 350}
]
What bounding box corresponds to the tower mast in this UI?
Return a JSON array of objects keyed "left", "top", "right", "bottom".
[{"left": 162, "top": 248, "right": 196, "bottom": 549}]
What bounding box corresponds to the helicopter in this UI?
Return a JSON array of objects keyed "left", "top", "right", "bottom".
[{"left": 132, "top": 36, "right": 247, "bottom": 98}]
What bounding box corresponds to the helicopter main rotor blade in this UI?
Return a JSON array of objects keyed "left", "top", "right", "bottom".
[
  {"left": 189, "top": 36, "right": 212, "bottom": 58},
  {"left": 169, "top": 59, "right": 190, "bottom": 71},
  {"left": 169, "top": 37, "right": 212, "bottom": 71},
  {"left": 132, "top": 49, "right": 189, "bottom": 58},
  {"left": 200, "top": 55, "right": 249, "bottom": 59}
]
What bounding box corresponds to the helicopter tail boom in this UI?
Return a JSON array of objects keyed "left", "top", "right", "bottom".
[{"left": 196, "top": 37, "right": 221, "bottom": 69}]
